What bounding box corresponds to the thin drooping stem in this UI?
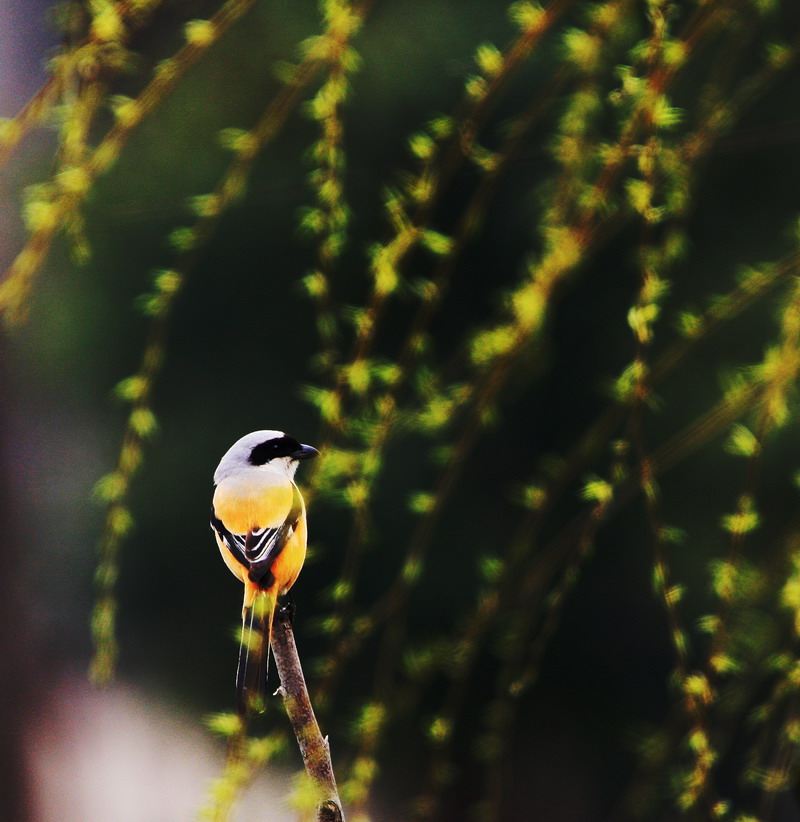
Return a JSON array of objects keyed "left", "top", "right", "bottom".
[{"left": 271, "top": 606, "right": 345, "bottom": 822}]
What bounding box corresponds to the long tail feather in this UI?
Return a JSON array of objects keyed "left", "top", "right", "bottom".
[{"left": 236, "top": 590, "right": 276, "bottom": 715}]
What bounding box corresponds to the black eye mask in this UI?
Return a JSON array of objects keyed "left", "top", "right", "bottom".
[{"left": 248, "top": 436, "right": 302, "bottom": 466}]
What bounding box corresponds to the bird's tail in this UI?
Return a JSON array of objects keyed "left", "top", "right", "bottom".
[{"left": 237, "top": 589, "right": 276, "bottom": 715}]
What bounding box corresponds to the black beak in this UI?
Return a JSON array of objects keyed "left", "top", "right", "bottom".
[{"left": 291, "top": 443, "right": 319, "bottom": 461}]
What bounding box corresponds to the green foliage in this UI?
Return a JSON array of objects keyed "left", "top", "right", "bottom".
[{"left": 7, "top": 0, "right": 800, "bottom": 819}]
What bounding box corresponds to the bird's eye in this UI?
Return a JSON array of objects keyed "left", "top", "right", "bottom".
[
  {"left": 248, "top": 435, "right": 301, "bottom": 466},
  {"left": 249, "top": 442, "right": 270, "bottom": 465}
]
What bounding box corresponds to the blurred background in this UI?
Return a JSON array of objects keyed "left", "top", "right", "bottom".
[{"left": 4, "top": 1, "right": 800, "bottom": 820}]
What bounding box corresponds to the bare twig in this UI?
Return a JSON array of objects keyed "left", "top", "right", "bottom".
[{"left": 271, "top": 606, "right": 345, "bottom": 822}]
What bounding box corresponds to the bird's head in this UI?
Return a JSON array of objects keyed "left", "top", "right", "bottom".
[{"left": 214, "top": 430, "right": 318, "bottom": 484}]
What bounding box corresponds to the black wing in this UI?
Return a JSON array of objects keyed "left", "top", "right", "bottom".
[
  {"left": 210, "top": 484, "right": 303, "bottom": 589},
  {"left": 210, "top": 509, "right": 248, "bottom": 567}
]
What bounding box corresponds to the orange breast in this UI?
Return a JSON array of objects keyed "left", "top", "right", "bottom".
[
  {"left": 270, "top": 516, "right": 307, "bottom": 595},
  {"left": 213, "top": 472, "right": 293, "bottom": 533},
  {"left": 213, "top": 472, "right": 308, "bottom": 603}
]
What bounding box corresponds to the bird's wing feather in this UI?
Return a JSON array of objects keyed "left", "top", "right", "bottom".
[
  {"left": 210, "top": 484, "right": 303, "bottom": 588},
  {"left": 246, "top": 483, "right": 303, "bottom": 587},
  {"left": 210, "top": 509, "right": 248, "bottom": 568}
]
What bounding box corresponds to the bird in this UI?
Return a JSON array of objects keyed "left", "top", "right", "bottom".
[{"left": 210, "top": 430, "right": 318, "bottom": 714}]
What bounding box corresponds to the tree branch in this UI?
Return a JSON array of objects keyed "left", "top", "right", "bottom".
[{"left": 271, "top": 605, "right": 345, "bottom": 822}]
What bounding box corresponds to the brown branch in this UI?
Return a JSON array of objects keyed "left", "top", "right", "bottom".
[{"left": 271, "top": 606, "right": 345, "bottom": 822}]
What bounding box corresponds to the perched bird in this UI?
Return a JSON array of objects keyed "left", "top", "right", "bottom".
[{"left": 211, "top": 430, "right": 318, "bottom": 714}]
